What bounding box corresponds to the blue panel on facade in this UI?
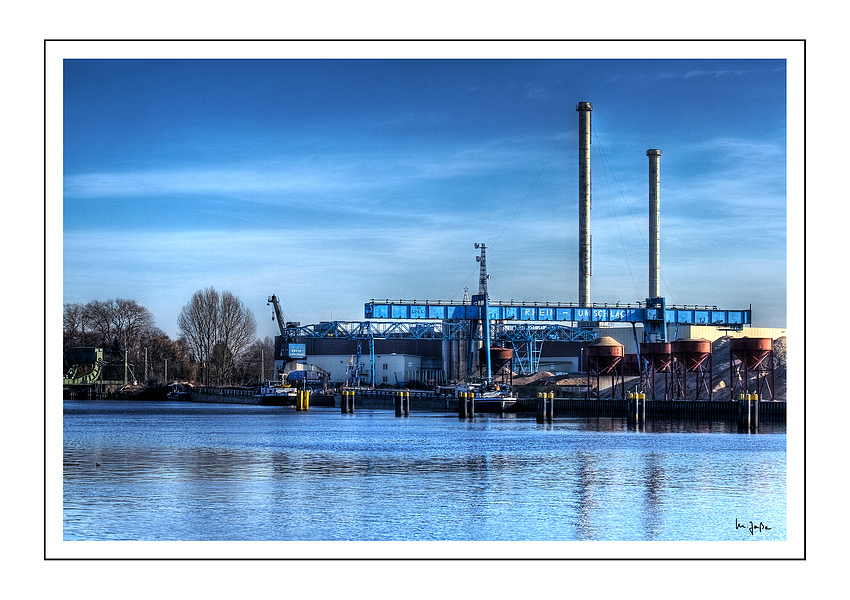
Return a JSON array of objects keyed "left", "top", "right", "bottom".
[
  {"left": 391, "top": 305, "right": 408, "bottom": 319},
  {"left": 488, "top": 306, "right": 500, "bottom": 320},
  {"left": 428, "top": 305, "right": 447, "bottom": 319},
  {"left": 371, "top": 304, "right": 389, "bottom": 319},
  {"left": 288, "top": 343, "right": 306, "bottom": 359},
  {"left": 607, "top": 309, "right": 626, "bottom": 322},
  {"left": 677, "top": 310, "right": 693, "bottom": 324},
  {"left": 521, "top": 307, "right": 536, "bottom": 320},
  {"left": 538, "top": 307, "right": 555, "bottom": 320},
  {"left": 694, "top": 310, "right": 710, "bottom": 324},
  {"left": 592, "top": 308, "right": 608, "bottom": 321},
  {"left": 448, "top": 306, "right": 463, "bottom": 319},
  {"left": 410, "top": 305, "right": 427, "bottom": 319},
  {"left": 727, "top": 311, "right": 743, "bottom": 324},
  {"left": 556, "top": 308, "right": 573, "bottom": 321},
  {"left": 628, "top": 308, "right": 645, "bottom": 322},
  {"left": 710, "top": 310, "right": 726, "bottom": 324},
  {"left": 646, "top": 306, "right": 663, "bottom": 321},
  {"left": 574, "top": 308, "right": 591, "bottom": 321},
  {"left": 504, "top": 306, "right": 520, "bottom": 320}
]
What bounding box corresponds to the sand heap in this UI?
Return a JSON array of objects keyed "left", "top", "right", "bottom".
[{"left": 511, "top": 335, "right": 787, "bottom": 400}]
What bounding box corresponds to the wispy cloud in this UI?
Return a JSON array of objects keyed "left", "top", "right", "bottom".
[{"left": 683, "top": 69, "right": 748, "bottom": 78}]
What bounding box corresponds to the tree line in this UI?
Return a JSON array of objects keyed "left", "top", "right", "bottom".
[{"left": 63, "top": 287, "right": 276, "bottom": 387}]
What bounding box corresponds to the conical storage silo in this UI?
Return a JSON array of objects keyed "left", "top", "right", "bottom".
[
  {"left": 729, "top": 337, "right": 775, "bottom": 400},
  {"left": 670, "top": 338, "right": 713, "bottom": 400},
  {"left": 586, "top": 337, "right": 625, "bottom": 399},
  {"left": 640, "top": 341, "right": 672, "bottom": 399},
  {"left": 478, "top": 346, "right": 514, "bottom": 385}
]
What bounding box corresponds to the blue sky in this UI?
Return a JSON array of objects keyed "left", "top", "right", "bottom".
[{"left": 62, "top": 56, "right": 788, "bottom": 340}]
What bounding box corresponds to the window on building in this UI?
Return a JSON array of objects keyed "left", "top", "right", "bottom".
[{"left": 383, "top": 363, "right": 388, "bottom": 370}]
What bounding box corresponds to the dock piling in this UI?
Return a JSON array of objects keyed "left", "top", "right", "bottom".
[
  {"left": 628, "top": 392, "right": 647, "bottom": 424},
  {"left": 341, "top": 390, "right": 354, "bottom": 413},
  {"left": 297, "top": 389, "right": 310, "bottom": 411},
  {"left": 537, "top": 392, "right": 554, "bottom": 423},
  {"left": 736, "top": 393, "right": 759, "bottom": 432},
  {"left": 458, "top": 392, "right": 474, "bottom": 419}
]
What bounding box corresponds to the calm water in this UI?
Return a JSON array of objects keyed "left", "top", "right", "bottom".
[{"left": 63, "top": 400, "right": 786, "bottom": 542}]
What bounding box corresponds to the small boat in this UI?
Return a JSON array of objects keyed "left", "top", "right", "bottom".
[
  {"left": 453, "top": 384, "right": 517, "bottom": 413},
  {"left": 254, "top": 381, "right": 298, "bottom": 406},
  {"left": 166, "top": 384, "right": 191, "bottom": 400},
  {"left": 472, "top": 391, "right": 518, "bottom": 413}
]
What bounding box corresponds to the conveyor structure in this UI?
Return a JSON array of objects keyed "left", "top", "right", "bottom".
[{"left": 276, "top": 298, "right": 749, "bottom": 379}]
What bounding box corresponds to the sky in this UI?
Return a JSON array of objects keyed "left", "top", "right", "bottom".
[{"left": 60, "top": 49, "right": 790, "bottom": 341}]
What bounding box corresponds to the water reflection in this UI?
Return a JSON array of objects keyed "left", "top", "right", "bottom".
[{"left": 63, "top": 401, "right": 786, "bottom": 541}]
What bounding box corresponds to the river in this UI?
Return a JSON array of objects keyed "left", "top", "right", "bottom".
[{"left": 62, "top": 399, "right": 786, "bottom": 547}]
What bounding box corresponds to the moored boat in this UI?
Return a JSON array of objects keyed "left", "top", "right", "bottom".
[{"left": 254, "top": 381, "right": 298, "bottom": 406}]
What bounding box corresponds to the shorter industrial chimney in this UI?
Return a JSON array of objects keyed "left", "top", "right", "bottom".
[{"left": 647, "top": 149, "right": 661, "bottom": 299}]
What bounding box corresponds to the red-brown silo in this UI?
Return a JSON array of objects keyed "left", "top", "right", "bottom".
[
  {"left": 587, "top": 336, "right": 624, "bottom": 374},
  {"left": 730, "top": 337, "right": 773, "bottom": 370},
  {"left": 479, "top": 346, "right": 513, "bottom": 376},
  {"left": 640, "top": 341, "right": 672, "bottom": 371},
  {"left": 671, "top": 338, "right": 712, "bottom": 372}
]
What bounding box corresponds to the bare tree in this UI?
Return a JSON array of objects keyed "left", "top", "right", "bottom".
[
  {"left": 84, "top": 299, "right": 115, "bottom": 346},
  {"left": 63, "top": 302, "right": 88, "bottom": 352},
  {"left": 236, "top": 336, "right": 276, "bottom": 385},
  {"left": 178, "top": 287, "right": 256, "bottom": 385},
  {"left": 113, "top": 298, "right": 155, "bottom": 362},
  {"left": 177, "top": 287, "right": 219, "bottom": 385},
  {"left": 138, "top": 328, "right": 196, "bottom": 385},
  {"left": 218, "top": 290, "right": 257, "bottom": 383}
]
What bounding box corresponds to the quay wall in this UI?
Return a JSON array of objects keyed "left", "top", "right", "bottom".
[
  {"left": 190, "top": 388, "right": 261, "bottom": 405},
  {"left": 512, "top": 398, "right": 786, "bottom": 418},
  {"left": 345, "top": 389, "right": 454, "bottom": 412},
  {"left": 187, "top": 388, "right": 785, "bottom": 420},
  {"left": 190, "top": 389, "right": 335, "bottom": 406}
]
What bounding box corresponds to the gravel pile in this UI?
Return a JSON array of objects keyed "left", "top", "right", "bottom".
[{"left": 511, "top": 335, "right": 788, "bottom": 400}]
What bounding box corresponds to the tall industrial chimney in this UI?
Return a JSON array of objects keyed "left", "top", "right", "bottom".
[
  {"left": 647, "top": 149, "right": 662, "bottom": 299},
  {"left": 577, "top": 102, "right": 592, "bottom": 307}
]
